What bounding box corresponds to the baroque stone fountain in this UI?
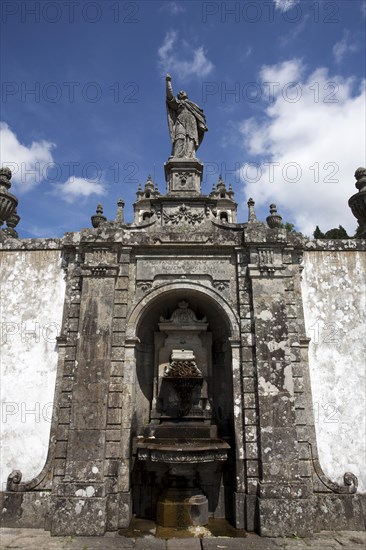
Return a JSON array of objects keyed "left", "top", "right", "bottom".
[{"left": 135, "top": 302, "right": 230, "bottom": 528}]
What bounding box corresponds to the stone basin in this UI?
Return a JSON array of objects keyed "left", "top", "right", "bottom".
[{"left": 136, "top": 437, "right": 230, "bottom": 463}]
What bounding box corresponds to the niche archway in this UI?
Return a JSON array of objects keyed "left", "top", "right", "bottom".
[{"left": 125, "top": 283, "right": 241, "bottom": 522}]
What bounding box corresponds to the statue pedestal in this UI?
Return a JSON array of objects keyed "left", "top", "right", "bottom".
[{"left": 164, "top": 157, "right": 203, "bottom": 196}]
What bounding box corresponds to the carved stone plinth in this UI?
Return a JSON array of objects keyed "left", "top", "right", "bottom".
[{"left": 164, "top": 157, "right": 203, "bottom": 196}]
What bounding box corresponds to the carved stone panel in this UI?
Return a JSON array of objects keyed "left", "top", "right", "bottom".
[
  {"left": 162, "top": 204, "right": 205, "bottom": 226},
  {"left": 84, "top": 248, "right": 118, "bottom": 266},
  {"left": 135, "top": 255, "right": 235, "bottom": 282}
]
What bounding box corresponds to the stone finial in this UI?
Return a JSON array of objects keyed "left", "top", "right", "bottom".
[
  {"left": 228, "top": 184, "right": 234, "bottom": 199},
  {"left": 217, "top": 175, "right": 225, "bottom": 189},
  {"left": 4, "top": 209, "right": 21, "bottom": 238},
  {"left": 145, "top": 175, "right": 155, "bottom": 190},
  {"left": 0, "top": 167, "right": 19, "bottom": 229},
  {"left": 209, "top": 182, "right": 216, "bottom": 198},
  {"left": 217, "top": 175, "right": 227, "bottom": 195},
  {"left": 91, "top": 203, "right": 107, "bottom": 228},
  {"left": 247, "top": 197, "right": 257, "bottom": 222},
  {"left": 354, "top": 167, "right": 366, "bottom": 191},
  {"left": 139, "top": 175, "right": 160, "bottom": 200},
  {"left": 115, "top": 198, "right": 125, "bottom": 224},
  {"left": 348, "top": 167, "right": 366, "bottom": 238},
  {"left": 0, "top": 167, "right": 12, "bottom": 190},
  {"left": 266, "top": 203, "right": 283, "bottom": 228},
  {"left": 136, "top": 183, "right": 143, "bottom": 200},
  {"left": 141, "top": 175, "right": 156, "bottom": 199}
]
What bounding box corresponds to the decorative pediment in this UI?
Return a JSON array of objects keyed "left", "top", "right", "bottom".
[
  {"left": 162, "top": 204, "right": 205, "bottom": 226},
  {"left": 159, "top": 300, "right": 206, "bottom": 325}
]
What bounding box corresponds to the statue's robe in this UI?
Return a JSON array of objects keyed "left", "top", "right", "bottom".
[{"left": 166, "top": 96, "right": 207, "bottom": 149}]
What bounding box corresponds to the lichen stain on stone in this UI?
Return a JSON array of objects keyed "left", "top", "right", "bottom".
[
  {"left": 232, "top": 359, "right": 240, "bottom": 371},
  {"left": 266, "top": 339, "right": 287, "bottom": 353},
  {"left": 234, "top": 404, "right": 241, "bottom": 418},
  {"left": 283, "top": 364, "right": 294, "bottom": 396},
  {"left": 75, "top": 486, "right": 95, "bottom": 498},
  {"left": 75, "top": 500, "right": 85, "bottom": 514},
  {"left": 258, "top": 310, "right": 273, "bottom": 321},
  {"left": 258, "top": 376, "right": 279, "bottom": 395},
  {"left": 269, "top": 463, "right": 280, "bottom": 475}
]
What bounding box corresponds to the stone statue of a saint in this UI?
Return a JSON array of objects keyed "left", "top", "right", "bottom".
[{"left": 166, "top": 74, "right": 208, "bottom": 158}]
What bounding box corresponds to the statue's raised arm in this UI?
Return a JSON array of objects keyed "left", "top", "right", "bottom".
[
  {"left": 165, "top": 75, "right": 208, "bottom": 159},
  {"left": 166, "top": 74, "right": 174, "bottom": 102}
]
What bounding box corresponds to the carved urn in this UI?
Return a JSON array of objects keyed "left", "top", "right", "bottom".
[
  {"left": 266, "top": 203, "right": 283, "bottom": 228},
  {"left": 91, "top": 203, "right": 107, "bottom": 228},
  {"left": 0, "top": 168, "right": 18, "bottom": 228},
  {"left": 349, "top": 167, "right": 366, "bottom": 237},
  {"left": 3, "top": 209, "right": 20, "bottom": 238}
]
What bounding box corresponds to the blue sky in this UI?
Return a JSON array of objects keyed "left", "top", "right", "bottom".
[{"left": 1, "top": 0, "right": 365, "bottom": 238}]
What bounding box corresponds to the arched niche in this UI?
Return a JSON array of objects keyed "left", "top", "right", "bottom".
[
  {"left": 127, "top": 283, "right": 239, "bottom": 436},
  {"left": 125, "top": 282, "right": 241, "bottom": 521}
]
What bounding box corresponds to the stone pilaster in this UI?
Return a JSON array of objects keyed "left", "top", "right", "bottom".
[
  {"left": 52, "top": 247, "right": 82, "bottom": 490},
  {"left": 247, "top": 243, "right": 313, "bottom": 536},
  {"left": 51, "top": 246, "right": 118, "bottom": 536},
  {"left": 234, "top": 247, "right": 258, "bottom": 530},
  {"left": 106, "top": 247, "right": 132, "bottom": 530}
]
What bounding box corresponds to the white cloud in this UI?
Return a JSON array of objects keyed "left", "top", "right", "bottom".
[
  {"left": 0, "top": 122, "right": 55, "bottom": 193},
  {"left": 53, "top": 177, "right": 107, "bottom": 203},
  {"left": 273, "top": 0, "right": 300, "bottom": 12},
  {"left": 333, "top": 30, "right": 358, "bottom": 64},
  {"left": 239, "top": 59, "right": 366, "bottom": 236},
  {"left": 361, "top": 2, "right": 366, "bottom": 17},
  {"left": 158, "top": 31, "right": 214, "bottom": 79},
  {"left": 0, "top": 122, "right": 107, "bottom": 203},
  {"left": 161, "top": 1, "right": 185, "bottom": 15},
  {"left": 260, "top": 58, "right": 304, "bottom": 92},
  {"left": 158, "top": 30, "right": 177, "bottom": 62}
]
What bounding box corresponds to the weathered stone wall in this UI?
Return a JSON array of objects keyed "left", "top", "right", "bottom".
[
  {"left": 0, "top": 248, "right": 65, "bottom": 490},
  {"left": 302, "top": 248, "right": 366, "bottom": 493},
  {"left": 1, "top": 238, "right": 365, "bottom": 522}
]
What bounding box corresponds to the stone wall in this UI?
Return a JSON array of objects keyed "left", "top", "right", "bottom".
[
  {"left": 302, "top": 248, "right": 366, "bottom": 493},
  {"left": 0, "top": 248, "right": 65, "bottom": 489},
  {"left": 0, "top": 242, "right": 365, "bottom": 502}
]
